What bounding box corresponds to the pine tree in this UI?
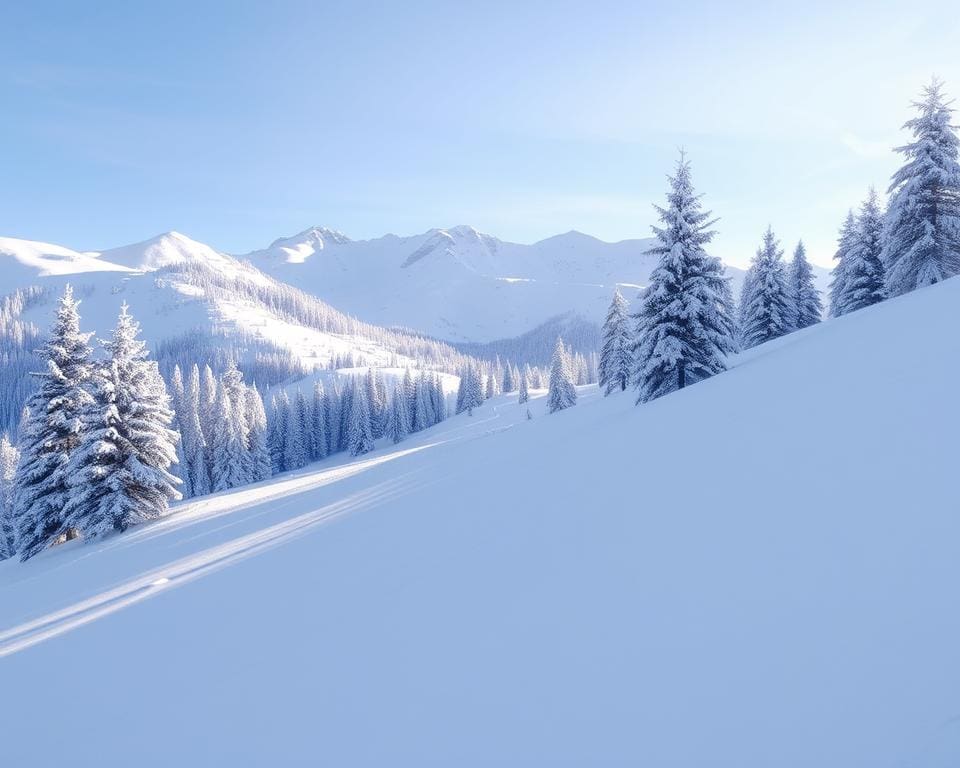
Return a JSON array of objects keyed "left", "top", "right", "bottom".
[
  {"left": 843, "top": 188, "right": 887, "bottom": 313},
  {"left": 633, "top": 157, "right": 736, "bottom": 402},
  {"left": 169, "top": 365, "right": 193, "bottom": 498},
  {"left": 14, "top": 285, "right": 96, "bottom": 560},
  {"left": 502, "top": 364, "right": 516, "bottom": 393},
  {"left": 63, "top": 304, "right": 181, "bottom": 539},
  {"left": 883, "top": 79, "right": 960, "bottom": 296},
  {"left": 547, "top": 337, "right": 577, "bottom": 413},
  {"left": 210, "top": 382, "right": 250, "bottom": 491},
  {"left": 347, "top": 380, "right": 375, "bottom": 456},
  {"left": 309, "top": 381, "right": 329, "bottom": 460},
  {"left": 284, "top": 389, "right": 309, "bottom": 471},
  {"left": 740, "top": 227, "right": 791, "bottom": 349},
  {"left": 184, "top": 364, "right": 211, "bottom": 496},
  {"left": 246, "top": 384, "right": 272, "bottom": 482},
  {"left": 599, "top": 288, "right": 632, "bottom": 394},
  {"left": 388, "top": 382, "right": 408, "bottom": 444},
  {"left": 518, "top": 370, "right": 529, "bottom": 405},
  {"left": 786, "top": 241, "right": 822, "bottom": 330},
  {"left": 829, "top": 211, "right": 859, "bottom": 318},
  {"left": 268, "top": 393, "right": 289, "bottom": 474},
  {"left": 0, "top": 432, "right": 19, "bottom": 559}
]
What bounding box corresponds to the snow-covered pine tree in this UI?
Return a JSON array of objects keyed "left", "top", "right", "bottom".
[
  {"left": 599, "top": 288, "right": 632, "bottom": 395},
  {"left": 633, "top": 158, "right": 735, "bottom": 402},
  {"left": 169, "top": 365, "right": 193, "bottom": 498},
  {"left": 828, "top": 211, "right": 859, "bottom": 318},
  {"left": 485, "top": 370, "right": 496, "bottom": 400},
  {"left": 309, "top": 381, "right": 329, "bottom": 460},
  {"left": 740, "top": 227, "right": 791, "bottom": 350},
  {"left": 546, "top": 337, "right": 577, "bottom": 413},
  {"left": 347, "top": 379, "right": 375, "bottom": 456},
  {"left": 284, "top": 389, "right": 309, "bottom": 471},
  {"left": 842, "top": 187, "right": 887, "bottom": 314},
  {"left": 185, "top": 364, "right": 211, "bottom": 496},
  {"left": 365, "top": 369, "right": 386, "bottom": 440},
  {"left": 63, "top": 303, "right": 181, "bottom": 539},
  {"left": 246, "top": 384, "right": 272, "bottom": 482},
  {"left": 883, "top": 79, "right": 960, "bottom": 296},
  {"left": 268, "top": 393, "right": 288, "bottom": 474},
  {"left": 0, "top": 432, "right": 19, "bottom": 559},
  {"left": 14, "top": 285, "right": 96, "bottom": 560},
  {"left": 518, "top": 370, "right": 529, "bottom": 404},
  {"left": 786, "top": 241, "right": 822, "bottom": 330},
  {"left": 210, "top": 381, "right": 251, "bottom": 491},
  {"left": 388, "top": 381, "right": 408, "bottom": 444},
  {"left": 502, "top": 364, "right": 516, "bottom": 393}
]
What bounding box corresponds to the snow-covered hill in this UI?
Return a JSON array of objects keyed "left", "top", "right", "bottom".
[
  {"left": 242, "top": 225, "right": 750, "bottom": 342},
  {"left": 1, "top": 276, "right": 957, "bottom": 767}
]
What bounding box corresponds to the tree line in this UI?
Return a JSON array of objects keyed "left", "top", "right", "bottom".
[{"left": 598, "top": 78, "right": 960, "bottom": 404}]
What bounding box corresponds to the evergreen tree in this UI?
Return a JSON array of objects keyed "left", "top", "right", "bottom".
[
  {"left": 599, "top": 288, "right": 632, "bottom": 394},
  {"left": 502, "top": 364, "right": 516, "bottom": 393},
  {"left": 246, "top": 384, "right": 272, "bottom": 482},
  {"left": 210, "top": 385, "right": 253, "bottom": 492},
  {"left": 388, "top": 382, "right": 408, "bottom": 444},
  {"left": 347, "top": 380, "right": 375, "bottom": 456},
  {"left": 883, "top": 79, "right": 960, "bottom": 296},
  {"left": 546, "top": 337, "right": 577, "bottom": 413},
  {"left": 518, "top": 370, "right": 529, "bottom": 405},
  {"left": 485, "top": 370, "right": 496, "bottom": 400},
  {"left": 740, "top": 227, "right": 791, "bottom": 349},
  {"left": 268, "top": 393, "right": 289, "bottom": 474},
  {"left": 0, "top": 432, "right": 19, "bottom": 559},
  {"left": 283, "top": 389, "right": 309, "bottom": 471},
  {"left": 14, "top": 285, "right": 95, "bottom": 560},
  {"left": 841, "top": 188, "right": 887, "bottom": 314},
  {"left": 309, "top": 380, "right": 329, "bottom": 460},
  {"left": 829, "top": 211, "right": 859, "bottom": 318},
  {"left": 736, "top": 266, "right": 755, "bottom": 350},
  {"left": 169, "top": 365, "right": 193, "bottom": 498},
  {"left": 633, "top": 158, "right": 736, "bottom": 402},
  {"left": 63, "top": 304, "right": 181, "bottom": 539},
  {"left": 786, "top": 241, "right": 823, "bottom": 330},
  {"left": 183, "top": 364, "right": 211, "bottom": 496}
]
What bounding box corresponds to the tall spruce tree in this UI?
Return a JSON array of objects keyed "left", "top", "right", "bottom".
[
  {"left": 388, "top": 381, "right": 409, "bottom": 444},
  {"left": 883, "top": 79, "right": 960, "bottom": 296},
  {"left": 633, "top": 157, "right": 735, "bottom": 402},
  {"left": 518, "top": 371, "right": 529, "bottom": 405},
  {"left": 246, "top": 384, "right": 272, "bottom": 482},
  {"left": 829, "top": 211, "right": 859, "bottom": 318},
  {"left": 740, "top": 227, "right": 791, "bottom": 349},
  {"left": 184, "top": 364, "right": 211, "bottom": 497},
  {"left": 843, "top": 188, "right": 887, "bottom": 313},
  {"left": 0, "top": 432, "right": 19, "bottom": 559},
  {"left": 787, "top": 241, "right": 823, "bottom": 330},
  {"left": 598, "top": 288, "right": 632, "bottom": 394},
  {"left": 347, "top": 380, "right": 375, "bottom": 456},
  {"left": 546, "top": 337, "right": 577, "bottom": 413},
  {"left": 63, "top": 304, "right": 181, "bottom": 538},
  {"left": 210, "top": 382, "right": 250, "bottom": 491},
  {"left": 14, "top": 285, "right": 95, "bottom": 560}
]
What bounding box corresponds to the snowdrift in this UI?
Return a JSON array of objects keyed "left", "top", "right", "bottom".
[{"left": 1, "top": 277, "right": 959, "bottom": 767}]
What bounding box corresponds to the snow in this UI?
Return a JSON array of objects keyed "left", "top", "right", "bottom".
[
  {"left": 2, "top": 275, "right": 960, "bottom": 766},
  {"left": 242, "top": 225, "right": 751, "bottom": 342}
]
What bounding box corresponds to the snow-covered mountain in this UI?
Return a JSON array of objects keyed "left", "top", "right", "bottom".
[
  {"left": 0, "top": 232, "right": 475, "bottom": 433},
  {"left": 241, "top": 225, "right": 751, "bottom": 342},
  {"left": 1, "top": 275, "right": 957, "bottom": 767}
]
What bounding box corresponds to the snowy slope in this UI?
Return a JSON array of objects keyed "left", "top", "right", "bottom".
[
  {"left": 242, "top": 225, "right": 751, "bottom": 342},
  {"left": 2, "top": 277, "right": 959, "bottom": 767}
]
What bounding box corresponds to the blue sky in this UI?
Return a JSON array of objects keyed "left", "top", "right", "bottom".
[{"left": 2, "top": 0, "right": 958, "bottom": 267}]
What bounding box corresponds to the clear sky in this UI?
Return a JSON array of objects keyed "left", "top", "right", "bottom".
[{"left": 2, "top": 0, "right": 958, "bottom": 267}]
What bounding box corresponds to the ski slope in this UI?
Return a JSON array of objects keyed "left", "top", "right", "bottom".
[{"left": 2, "top": 278, "right": 960, "bottom": 767}]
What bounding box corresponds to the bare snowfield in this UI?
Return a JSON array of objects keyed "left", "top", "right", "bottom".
[{"left": 2, "top": 278, "right": 959, "bottom": 767}]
